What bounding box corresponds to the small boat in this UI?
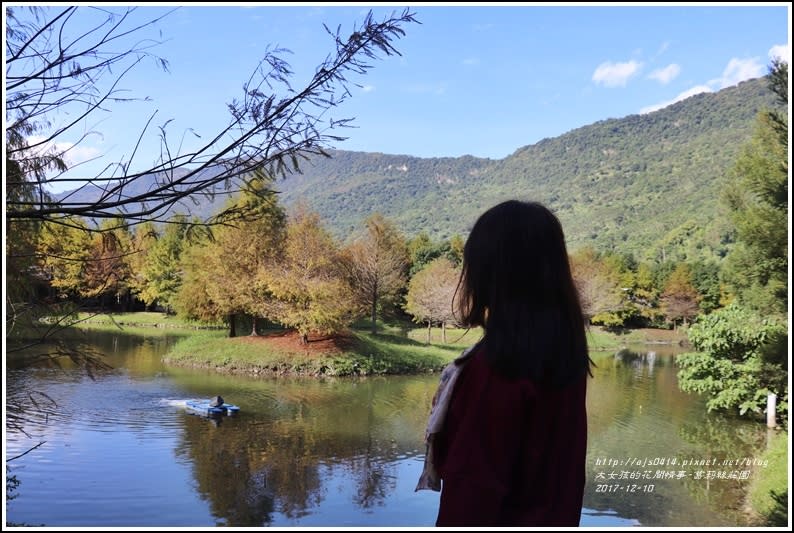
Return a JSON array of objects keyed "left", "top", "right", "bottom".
[{"left": 185, "top": 399, "right": 240, "bottom": 417}]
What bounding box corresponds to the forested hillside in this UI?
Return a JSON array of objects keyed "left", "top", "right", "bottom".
[
  {"left": 57, "top": 75, "right": 779, "bottom": 262},
  {"left": 274, "top": 76, "right": 777, "bottom": 262}
]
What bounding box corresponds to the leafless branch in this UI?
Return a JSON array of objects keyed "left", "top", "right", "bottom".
[
  {"left": 6, "top": 441, "right": 47, "bottom": 462},
  {"left": 6, "top": 6, "right": 419, "bottom": 230}
]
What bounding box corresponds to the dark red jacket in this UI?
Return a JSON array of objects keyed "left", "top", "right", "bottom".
[{"left": 433, "top": 346, "right": 588, "bottom": 527}]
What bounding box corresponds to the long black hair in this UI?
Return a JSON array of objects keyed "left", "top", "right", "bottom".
[{"left": 455, "top": 200, "right": 593, "bottom": 385}]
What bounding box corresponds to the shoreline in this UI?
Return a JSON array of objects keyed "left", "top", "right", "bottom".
[{"left": 35, "top": 313, "right": 691, "bottom": 378}]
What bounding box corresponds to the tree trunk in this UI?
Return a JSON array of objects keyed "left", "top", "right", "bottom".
[
  {"left": 442, "top": 321, "right": 447, "bottom": 344},
  {"left": 300, "top": 332, "right": 309, "bottom": 345},
  {"left": 250, "top": 316, "right": 259, "bottom": 336},
  {"left": 426, "top": 320, "right": 431, "bottom": 344},
  {"left": 370, "top": 284, "right": 378, "bottom": 334},
  {"left": 228, "top": 313, "right": 236, "bottom": 338}
]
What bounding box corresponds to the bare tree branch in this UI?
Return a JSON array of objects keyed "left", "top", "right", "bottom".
[
  {"left": 6, "top": 440, "right": 47, "bottom": 463},
  {"left": 6, "top": 6, "right": 420, "bottom": 230}
]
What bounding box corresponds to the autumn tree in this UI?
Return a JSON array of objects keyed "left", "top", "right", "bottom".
[
  {"left": 404, "top": 257, "right": 460, "bottom": 344},
  {"left": 126, "top": 221, "right": 160, "bottom": 306},
  {"left": 81, "top": 220, "right": 133, "bottom": 309},
  {"left": 34, "top": 218, "right": 135, "bottom": 309},
  {"left": 174, "top": 232, "right": 252, "bottom": 337},
  {"left": 267, "top": 209, "right": 354, "bottom": 344},
  {"left": 569, "top": 247, "right": 624, "bottom": 326},
  {"left": 659, "top": 263, "right": 702, "bottom": 329},
  {"left": 342, "top": 213, "right": 409, "bottom": 334},
  {"left": 37, "top": 218, "right": 93, "bottom": 299},
  {"left": 175, "top": 173, "right": 287, "bottom": 336},
  {"left": 172, "top": 232, "right": 225, "bottom": 326},
  {"left": 629, "top": 262, "right": 663, "bottom": 325},
  {"left": 5, "top": 148, "right": 50, "bottom": 332},
  {"left": 138, "top": 215, "right": 191, "bottom": 313}
]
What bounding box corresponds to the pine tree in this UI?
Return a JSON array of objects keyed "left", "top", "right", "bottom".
[{"left": 722, "top": 61, "right": 788, "bottom": 316}]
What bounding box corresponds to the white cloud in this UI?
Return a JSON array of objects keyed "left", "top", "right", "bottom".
[
  {"left": 361, "top": 85, "right": 375, "bottom": 93},
  {"left": 592, "top": 60, "right": 643, "bottom": 88},
  {"left": 648, "top": 64, "right": 681, "bottom": 84},
  {"left": 713, "top": 57, "right": 765, "bottom": 89},
  {"left": 769, "top": 43, "right": 790, "bottom": 64},
  {"left": 24, "top": 135, "right": 103, "bottom": 193},
  {"left": 639, "top": 85, "right": 712, "bottom": 114},
  {"left": 462, "top": 57, "right": 480, "bottom": 66},
  {"left": 640, "top": 52, "right": 773, "bottom": 115},
  {"left": 26, "top": 135, "right": 102, "bottom": 168}
]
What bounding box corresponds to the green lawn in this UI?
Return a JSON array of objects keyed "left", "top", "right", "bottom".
[
  {"left": 74, "top": 311, "right": 224, "bottom": 330},
  {"left": 163, "top": 328, "right": 461, "bottom": 376},
  {"left": 63, "top": 312, "right": 681, "bottom": 377}
]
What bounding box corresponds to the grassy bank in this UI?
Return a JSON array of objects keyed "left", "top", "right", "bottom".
[
  {"left": 63, "top": 312, "right": 686, "bottom": 377},
  {"left": 746, "top": 430, "right": 788, "bottom": 526},
  {"left": 368, "top": 321, "right": 680, "bottom": 354},
  {"left": 8, "top": 312, "right": 222, "bottom": 341},
  {"left": 162, "top": 322, "right": 684, "bottom": 377},
  {"left": 163, "top": 328, "right": 461, "bottom": 376},
  {"left": 586, "top": 325, "right": 688, "bottom": 353},
  {"left": 73, "top": 311, "right": 224, "bottom": 331}
]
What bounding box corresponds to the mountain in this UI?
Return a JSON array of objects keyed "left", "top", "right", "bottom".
[
  {"left": 57, "top": 75, "right": 779, "bottom": 263},
  {"left": 274, "top": 76, "right": 778, "bottom": 262}
]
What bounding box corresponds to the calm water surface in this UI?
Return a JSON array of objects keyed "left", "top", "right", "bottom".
[{"left": 5, "top": 331, "right": 768, "bottom": 527}]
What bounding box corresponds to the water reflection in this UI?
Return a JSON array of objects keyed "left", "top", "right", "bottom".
[
  {"left": 614, "top": 347, "right": 658, "bottom": 376},
  {"left": 170, "top": 375, "right": 435, "bottom": 526},
  {"left": 584, "top": 347, "right": 765, "bottom": 526},
  {"left": 177, "top": 415, "right": 276, "bottom": 526},
  {"left": 5, "top": 333, "right": 769, "bottom": 527}
]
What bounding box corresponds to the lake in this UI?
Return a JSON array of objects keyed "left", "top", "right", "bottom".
[{"left": 5, "top": 330, "right": 769, "bottom": 527}]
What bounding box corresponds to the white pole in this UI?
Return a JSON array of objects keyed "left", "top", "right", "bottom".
[{"left": 767, "top": 393, "right": 777, "bottom": 428}]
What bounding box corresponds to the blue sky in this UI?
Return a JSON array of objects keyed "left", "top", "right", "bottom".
[{"left": 6, "top": 3, "right": 790, "bottom": 190}]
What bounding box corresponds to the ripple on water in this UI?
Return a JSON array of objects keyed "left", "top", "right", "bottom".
[{"left": 7, "top": 370, "right": 192, "bottom": 436}]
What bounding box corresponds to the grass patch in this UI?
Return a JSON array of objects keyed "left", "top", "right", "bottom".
[
  {"left": 44, "top": 312, "right": 683, "bottom": 377},
  {"left": 586, "top": 327, "right": 637, "bottom": 353},
  {"left": 8, "top": 311, "right": 216, "bottom": 345},
  {"left": 163, "top": 324, "right": 674, "bottom": 377},
  {"left": 163, "top": 328, "right": 462, "bottom": 377},
  {"left": 405, "top": 326, "right": 482, "bottom": 348},
  {"left": 585, "top": 326, "right": 680, "bottom": 353},
  {"left": 747, "top": 430, "right": 788, "bottom": 526},
  {"left": 353, "top": 330, "right": 463, "bottom": 373},
  {"left": 73, "top": 311, "right": 224, "bottom": 330}
]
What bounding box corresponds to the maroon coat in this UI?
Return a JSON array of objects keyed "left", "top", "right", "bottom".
[{"left": 433, "top": 346, "right": 588, "bottom": 527}]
